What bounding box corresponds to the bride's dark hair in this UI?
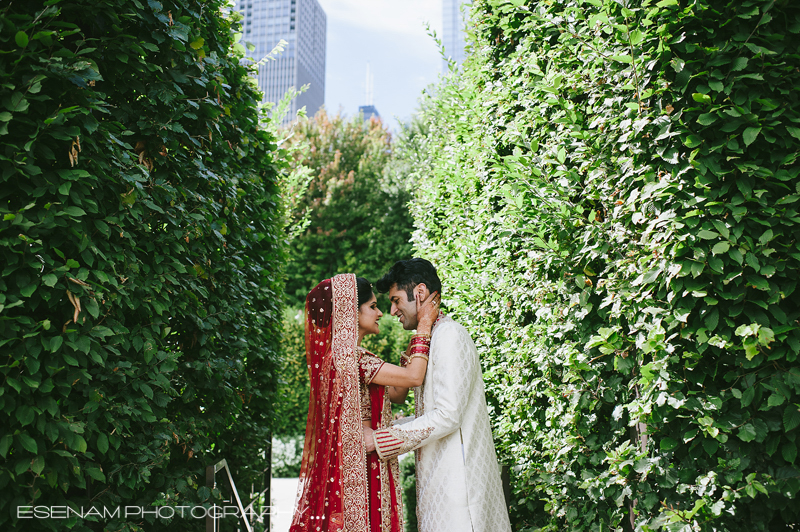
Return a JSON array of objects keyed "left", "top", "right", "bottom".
[{"left": 356, "top": 277, "right": 373, "bottom": 307}]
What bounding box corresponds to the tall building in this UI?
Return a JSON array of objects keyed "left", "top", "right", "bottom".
[
  {"left": 442, "top": 0, "right": 469, "bottom": 70},
  {"left": 235, "top": 0, "right": 326, "bottom": 122},
  {"left": 358, "top": 63, "right": 379, "bottom": 121}
]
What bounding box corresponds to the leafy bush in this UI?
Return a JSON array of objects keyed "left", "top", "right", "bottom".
[
  {"left": 0, "top": 1, "right": 281, "bottom": 530},
  {"left": 408, "top": 0, "right": 800, "bottom": 530},
  {"left": 400, "top": 454, "right": 418, "bottom": 532},
  {"left": 281, "top": 109, "right": 414, "bottom": 307}
]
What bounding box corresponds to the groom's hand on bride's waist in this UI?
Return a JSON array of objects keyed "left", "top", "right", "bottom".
[{"left": 363, "top": 427, "right": 376, "bottom": 453}]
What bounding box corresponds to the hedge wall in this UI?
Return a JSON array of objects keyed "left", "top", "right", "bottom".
[
  {"left": 0, "top": 1, "right": 281, "bottom": 531},
  {"left": 410, "top": 0, "right": 800, "bottom": 530}
]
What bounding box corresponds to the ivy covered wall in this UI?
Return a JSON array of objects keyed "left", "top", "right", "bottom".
[
  {"left": 0, "top": 1, "right": 281, "bottom": 530},
  {"left": 410, "top": 0, "right": 800, "bottom": 530}
]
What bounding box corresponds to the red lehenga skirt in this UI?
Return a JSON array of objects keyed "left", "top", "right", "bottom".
[{"left": 363, "top": 358, "right": 404, "bottom": 532}]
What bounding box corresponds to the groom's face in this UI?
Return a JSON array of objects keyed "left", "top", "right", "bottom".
[{"left": 387, "top": 284, "right": 418, "bottom": 331}]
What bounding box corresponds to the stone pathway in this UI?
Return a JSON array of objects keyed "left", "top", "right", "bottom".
[{"left": 269, "top": 477, "right": 299, "bottom": 532}]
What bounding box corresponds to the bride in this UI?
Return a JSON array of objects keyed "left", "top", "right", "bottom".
[{"left": 289, "top": 273, "right": 439, "bottom": 532}]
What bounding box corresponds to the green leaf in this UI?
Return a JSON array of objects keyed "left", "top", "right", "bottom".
[
  {"left": 31, "top": 455, "right": 45, "bottom": 475},
  {"left": 738, "top": 423, "right": 756, "bottom": 442},
  {"left": 759, "top": 228, "right": 774, "bottom": 245},
  {"left": 743, "top": 126, "right": 761, "bottom": 146},
  {"left": 75, "top": 336, "right": 91, "bottom": 354},
  {"left": 692, "top": 93, "right": 712, "bottom": 104},
  {"left": 17, "top": 433, "right": 38, "bottom": 454},
  {"left": 697, "top": 229, "right": 718, "bottom": 239},
  {"left": 731, "top": 57, "right": 749, "bottom": 71},
  {"left": 712, "top": 241, "right": 730, "bottom": 255},
  {"left": 15, "top": 31, "right": 29, "bottom": 48},
  {"left": 16, "top": 405, "right": 35, "bottom": 426},
  {"left": 0, "top": 435, "right": 12, "bottom": 458},
  {"left": 742, "top": 386, "right": 755, "bottom": 407},
  {"left": 5, "top": 92, "right": 29, "bottom": 113},
  {"left": 786, "top": 126, "right": 800, "bottom": 141},
  {"left": 767, "top": 394, "right": 785, "bottom": 407},
  {"left": 97, "top": 433, "right": 109, "bottom": 454},
  {"left": 20, "top": 283, "right": 37, "bottom": 297},
  {"left": 784, "top": 406, "right": 800, "bottom": 432},
  {"left": 86, "top": 297, "right": 99, "bottom": 318},
  {"left": 63, "top": 206, "right": 86, "bottom": 217},
  {"left": 708, "top": 256, "right": 724, "bottom": 273},
  {"left": 660, "top": 437, "right": 678, "bottom": 451},
  {"left": 783, "top": 441, "right": 797, "bottom": 464},
  {"left": 697, "top": 113, "right": 718, "bottom": 125},
  {"left": 70, "top": 434, "right": 87, "bottom": 453},
  {"left": 42, "top": 273, "right": 58, "bottom": 287},
  {"left": 684, "top": 135, "right": 702, "bottom": 148},
  {"left": 190, "top": 37, "right": 205, "bottom": 50},
  {"left": 50, "top": 336, "right": 63, "bottom": 353},
  {"left": 86, "top": 466, "right": 106, "bottom": 481}
]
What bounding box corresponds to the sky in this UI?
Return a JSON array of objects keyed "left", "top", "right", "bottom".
[{"left": 314, "top": 0, "right": 444, "bottom": 131}]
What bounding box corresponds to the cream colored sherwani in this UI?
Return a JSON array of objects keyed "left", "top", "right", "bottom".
[{"left": 373, "top": 316, "right": 511, "bottom": 532}]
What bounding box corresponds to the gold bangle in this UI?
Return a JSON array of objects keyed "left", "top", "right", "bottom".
[{"left": 408, "top": 354, "right": 429, "bottom": 363}]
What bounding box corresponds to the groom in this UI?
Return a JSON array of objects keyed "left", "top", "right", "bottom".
[{"left": 364, "top": 258, "right": 511, "bottom": 532}]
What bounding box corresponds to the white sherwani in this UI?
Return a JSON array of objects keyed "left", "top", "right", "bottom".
[{"left": 373, "top": 316, "right": 511, "bottom": 532}]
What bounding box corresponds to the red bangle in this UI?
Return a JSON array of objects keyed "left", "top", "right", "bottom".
[{"left": 410, "top": 345, "right": 430, "bottom": 355}]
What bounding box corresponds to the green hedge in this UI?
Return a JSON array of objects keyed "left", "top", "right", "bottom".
[
  {"left": 409, "top": 0, "right": 800, "bottom": 530},
  {"left": 0, "top": 1, "right": 281, "bottom": 530}
]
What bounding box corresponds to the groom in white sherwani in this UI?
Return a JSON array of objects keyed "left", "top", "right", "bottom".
[{"left": 364, "top": 258, "right": 511, "bottom": 532}]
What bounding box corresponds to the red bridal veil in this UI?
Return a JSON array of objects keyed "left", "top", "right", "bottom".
[{"left": 289, "top": 274, "right": 368, "bottom": 532}]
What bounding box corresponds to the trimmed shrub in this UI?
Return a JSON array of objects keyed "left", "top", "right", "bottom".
[
  {"left": 408, "top": 0, "right": 800, "bottom": 530},
  {"left": 0, "top": 1, "right": 281, "bottom": 530}
]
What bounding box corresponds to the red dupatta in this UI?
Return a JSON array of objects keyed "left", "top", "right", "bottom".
[{"left": 290, "top": 274, "right": 368, "bottom": 532}]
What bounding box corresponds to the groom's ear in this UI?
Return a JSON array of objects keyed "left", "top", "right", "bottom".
[{"left": 415, "top": 283, "right": 429, "bottom": 300}]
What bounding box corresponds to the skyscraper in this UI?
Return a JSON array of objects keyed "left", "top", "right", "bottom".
[
  {"left": 358, "top": 63, "right": 379, "bottom": 121},
  {"left": 442, "top": 0, "right": 469, "bottom": 70},
  {"left": 235, "top": 0, "right": 326, "bottom": 122}
]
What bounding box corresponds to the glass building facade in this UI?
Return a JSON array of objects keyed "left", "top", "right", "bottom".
[
  {"left": 235, "top": 0, "right": 326, "bottom": 122},
  {"left": 442, "top": 0, "right": 469, "bottom": 70}
]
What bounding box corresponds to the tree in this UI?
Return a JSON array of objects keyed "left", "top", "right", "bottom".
[{"left": 282, "top": 109, "right": 414, "bottom": 306}]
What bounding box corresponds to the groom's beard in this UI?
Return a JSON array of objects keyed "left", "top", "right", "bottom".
[{"left": 399, "top": 313, "right": 418, "bottom": 331}]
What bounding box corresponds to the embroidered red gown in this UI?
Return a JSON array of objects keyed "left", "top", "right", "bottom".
[
  {"left": 289, "top": 274, "right": 403, "bottom": 532},
  {"left": 360, "top": 348, "right": 403, "bottom": 532}
]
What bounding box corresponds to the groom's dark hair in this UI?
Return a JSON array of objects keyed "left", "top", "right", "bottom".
[{"left": 376, "top": 258, "right": 442, "bottom": 299}]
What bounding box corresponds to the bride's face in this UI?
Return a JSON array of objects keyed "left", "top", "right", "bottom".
[{"left": 358, "top": 293, "right": 383, "bottom": 336}]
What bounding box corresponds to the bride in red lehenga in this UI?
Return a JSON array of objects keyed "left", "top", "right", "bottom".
[{"left": 289, "top": 273, "right": 438, "bottom": 532}]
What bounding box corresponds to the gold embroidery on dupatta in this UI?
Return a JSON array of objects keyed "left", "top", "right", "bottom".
[{"left": 331, "top": 274, "right": 369, "bottom": 531}]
